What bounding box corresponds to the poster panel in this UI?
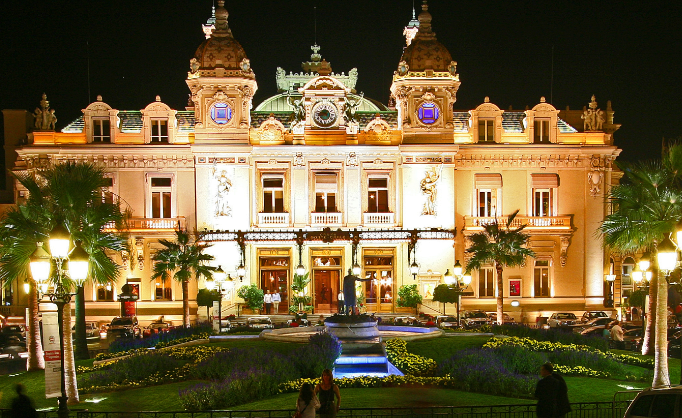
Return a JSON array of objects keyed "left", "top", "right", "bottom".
[
  {"left": 212, "top": 301, "right": 220, "bottom": 332},
  {"left": 42, "top": 312, "right": 61, "bottom": 399}
]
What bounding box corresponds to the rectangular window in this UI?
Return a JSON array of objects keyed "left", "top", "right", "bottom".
[
  {"left": 93, "top": 119, "right": 111, "bottom": 143},
  {"left": 479, "top": 267, "right": 495, "bottom": 297},
  {"left": 622, "top": 263, "right": 633, "bottom": 287},
  {"left": 96, "top": 283, "right": 114, "bottom": 301},
  {"left": 315, "top": 173, "right": 337, "bottom": 213},
  {"left": 533, "top": 189, "right": 552, "bottom": 216},
  {"left": 154, "top": 278, "right": 172, "bottom": 300},
  {"left": 478, "top": 189, "right": 493, "bottom": 217},
  {"left": 102, "top": 176, "right": 114, "bottom": 204},
  {"left": 151, "top": 177, "right": 172, "bottom": 218},
  {"left": 368, "top": 177, "right": 389, "bottom": 213},
  {"left": 534, "top": 119, "right": 550, "bottom": 143},
  {"left": 478, "top": 119, "right": 495, "bottom": 143},
  {"left": 1, "top": 285, "right": 13, "bottom": 306},
  {"left": 151, "top": 119, "right": 168, "bottom": 143},
  {"left": 263, "top": 176, "right": 284, "bottom": 213},
  {"left": 534, "top": 260, "right": 550, "bottom": 297}
]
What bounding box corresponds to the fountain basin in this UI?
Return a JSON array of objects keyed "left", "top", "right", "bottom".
[{"left": 325, "top": 320, "right": 379, "bottom": 340}]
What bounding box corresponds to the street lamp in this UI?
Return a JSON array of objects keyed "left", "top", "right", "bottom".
[
  {"left": 30, "top": 226, "right": 90, "bottom": 418},
  {"left": 444, "top": 262, "right": 472, "bottom": 327},
  {"left": 657, "top": 236, "right": 678, "bottom": 273},
  {"left": 605, "top": 273, "right": 616, "bottom": 308},
  {"left": 410, "top": 260, "right": 419, "bottom": 280}
]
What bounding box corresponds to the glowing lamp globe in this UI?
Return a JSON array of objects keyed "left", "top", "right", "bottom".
[
  {"left": 68, "top": 241, "right": 90, "bottom": 287},
  {"left": 443, "top": 269, "right": 454, "bottom": 285},
  {"left": 49, "top": 224, "right": 71, "bottom": 259},
  {"left": 657, "top": 236, "right": 678, "bottom": 272}
]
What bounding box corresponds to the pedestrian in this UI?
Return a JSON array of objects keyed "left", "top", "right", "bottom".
[
  {"left": 337, "top": 290, "right": 344, "bottom": 314},
  {"left": 603, "top": 322, "right": 611, "bottom": 339},
  {"left": 294, "top": 382, "right": 320, "bottom": 418},
  {"left": 315, "top": 368, "right": 341, "bottom": 418},
  {"left": 272, "top": 290, "right": 281, "bottom": 314},
  {"left": 11, "top": 384, "right": 37, "bottom": 418},
  {"left": 534, "top": 363, "right": 559, "bottom": 418},
  {"left": 611, "top": 320, "right": 624, "bottom": 349},
  {"left": 263, "top": 290, "right": 272, "bottom": 315},
  {"left": 549, "top": 363, "right": 571, "bottom": 418}
]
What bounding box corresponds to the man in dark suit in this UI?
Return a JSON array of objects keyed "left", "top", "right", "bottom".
[
  {"left": 550, "top": 365, "right": 572, "bottom": 418},
  {"left": 534, "top": 363, "right": 559, "bottom": 418}
]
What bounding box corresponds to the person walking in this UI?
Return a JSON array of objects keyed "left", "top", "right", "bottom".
[
  {"left": 337, "top": 290, "right": 344, "bottom": 314},
  {"left": 315, "top": 368, "right": 341, "bottom": 418},
  {"left": 611, "top": 320, "right": 624, "bottom": 349},
  {"left": 534, "top": 363, "right": 559, "bottom": 418},
  {"left": 550, "top": 365, "right": 572, "bottom": 418},
  {"left": 295, "top": 382, "right": 319, "bottom": 418},
  {"left": 263, "top": 290, "right": 272, "bottom": 315},
  {"left": 272, "top": 290, "right": 281, "bottom": 314},
  {"left": 11, "top": 384, "right": 37, "bottom": 418}
]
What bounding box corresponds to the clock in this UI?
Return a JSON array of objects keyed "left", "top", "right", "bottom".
[
  {"left": 417, "top": 102, "right": 440, "bottom": 125},
  {"left": 210, "top": 102, "right": 232, "bottom": 125},
  {"left": 312, "top": 102, "right": 338, "bottom": 128}
]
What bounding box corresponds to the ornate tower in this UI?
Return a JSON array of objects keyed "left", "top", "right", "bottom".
[
  {"left": 390, "top": 1, "right": 460, "bottom": 142},
  {"left": 186, "top": 1, "right": 257, "bottom": 143}
]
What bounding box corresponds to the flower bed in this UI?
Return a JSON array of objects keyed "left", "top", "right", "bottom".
[{"left": 385, "top": 338, "right": 437, "bottom": 376}]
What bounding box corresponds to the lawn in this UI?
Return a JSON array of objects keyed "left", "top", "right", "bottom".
[{"left": 0, "top": 336, "right": 675, "bottom": 412}]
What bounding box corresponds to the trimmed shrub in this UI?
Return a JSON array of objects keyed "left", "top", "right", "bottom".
[{"left": 291, "top": 331, "right": 342, "bottom": 378}]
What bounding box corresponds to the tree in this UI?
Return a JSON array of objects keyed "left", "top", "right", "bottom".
[
  {"left": 290, "top": 272, "right": 312, "bottom": 313},
  {"left": 465, "top": 210, "right": 535, "bottom": 325},
  {"left": 151, "top": 230, "right": 215, "bottom": 328},
  {"left": 432, "top": 284, "right": 458, "bottom": 314},
  {"left": 0, "top": 162, "right": 127, "bottom": 405},
  {"left": 197, "top": 288, "right": 221, "bottom": 320},
  {"left": 397, "top": 284, "right": 423, "bottom": 315},
  {"left": 600, "top": 145, "right": 682, "bottom": 387},
  {"left": 237, "top": 284, "right": 264, "bottom": 312}
]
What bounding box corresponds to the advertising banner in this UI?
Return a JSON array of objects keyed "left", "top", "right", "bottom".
[
  {"left": 212, "top": 301, "right": 220, "bottom": 333},
  {"left": 42, "top": 312, "right": 61, "bottom": 399}
]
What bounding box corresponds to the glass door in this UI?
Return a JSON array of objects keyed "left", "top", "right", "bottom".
[
  {"left": 312, "top": 255, "right": 341, "bottom": 314},
  {"left": 363, "top": 254, "right": 394, "bottom": 313},
  {"left": 259, "top": 256, "right": 289, "bottom": 313}
]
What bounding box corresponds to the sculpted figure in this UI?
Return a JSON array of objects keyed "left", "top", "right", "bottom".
[
  {"left": 212, "top": 167, "right": 232, "bottom": 217},
  {"left": 344, "top": 93, "right": 364, "bottom": 124},
  {"left": 420, "top": 165, "right": 442, "bottom": 216},
  {"left": 595, "top": 109, "right": 605, "bottom": 130},
  {"left": 287, "top": 93, "right": 306, "bottom": 124},
  {"left": 33, "top": 93, "right": 56, "bottom": 131},
  {"left": 343, "top": 268, "right": 373, "bottom": 315}
]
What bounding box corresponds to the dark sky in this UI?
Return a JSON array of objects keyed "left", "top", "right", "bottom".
[{"left": 1, "top": 1, "right": 680, "bottom": 162}]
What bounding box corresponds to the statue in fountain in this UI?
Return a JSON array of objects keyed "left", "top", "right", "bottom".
[{"left": 342, "top": 268, "right": 372, "bottom": 315}]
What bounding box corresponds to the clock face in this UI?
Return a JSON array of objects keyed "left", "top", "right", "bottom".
[
  {"left": 210, "top": 102, "right": 232, "bottom": 125},
  {"left": 417, "top": 102, "right": 440, "bottom": 125},
  {"left": 312, "top": 102, "right": 338, "bottom": 128}
]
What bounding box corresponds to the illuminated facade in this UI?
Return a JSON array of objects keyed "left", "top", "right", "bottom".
[{"left": 2, "top": 1, "right": 624, "bottom": 324}]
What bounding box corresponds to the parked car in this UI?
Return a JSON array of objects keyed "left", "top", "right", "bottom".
[
  {"left": 436, "top": 315, "right": 458, "bottom": 329},
  {"left": 580, "top": 311, "right": 608, "bottom": 323},
  {"left": 108, "top": 316, "right": 141, "bottom": 339},
  {"left": 574, "top": 317, "right": 614, "bottom": 332},
  {"left": 71, "top": 321, "right": 101, "bottom": 341},
  {"left": 623, "top": 386, "right": 682, "bottom": 417},
  {"left": 623, "top": 328, "right": 643, "bottom": 351},
  {"left": 547, "top": 312, "right": 578, "bottom": 328},
  {"left": 0, "top": 325, "right": 26, "bottom": 343},
  {"left": 487, "top": 312, "right": 517, "bottom": 325},
  {"left": 461, "top": 311, "right": 491, "bottom": 329},
  {"left": 247, "top": 316, "right": 274, "bottom": 329},
  {"left": 143, "top": 321, "right": 173, "bottom": 338},
  {"left": 580, "top": 326, "right": 607, "bottom": 338},
  {"left": 394, "top": 316, "right": 420, "bottom": 326}
]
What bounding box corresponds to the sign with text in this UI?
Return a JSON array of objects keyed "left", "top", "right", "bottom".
[
  {"left": 42, "top": 312, "right": 61, "bottom": 399},
  {"left": 212, "top": 301, "right": 220, "bottom": 332}
]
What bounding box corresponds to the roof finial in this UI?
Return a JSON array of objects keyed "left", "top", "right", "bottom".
[{"left": 212, "top": 0, "right": 232, "bottom": 37}]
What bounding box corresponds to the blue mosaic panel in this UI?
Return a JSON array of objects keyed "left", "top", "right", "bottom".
[
  {"left": 210, "top": 103, "right": 232, "bottom": 125},
  {"left": 418, "top": 103, "right": 440, "bottom": 125}
]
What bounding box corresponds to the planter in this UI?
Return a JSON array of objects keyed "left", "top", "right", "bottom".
[{"left": 325, "top": 320, "right": 379, "bottom": 340}]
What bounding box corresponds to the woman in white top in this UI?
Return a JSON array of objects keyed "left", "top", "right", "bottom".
[
  {"left": 263, "top": 290, "right": 272, "bottom": 315},
  {"left": 296, "top": 382, "right": 320, "bottom": 418}
]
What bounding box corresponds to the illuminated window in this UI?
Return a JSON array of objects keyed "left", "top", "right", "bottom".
[
  {"left": 315, "top": 173, "right": 337, "bottom": 213},
  {"left": 368, "top": 177, "right": 389, "bottom": 213},
  {"left": 531, "top": 174, "right": 558, "bottom": 217},
  {"left": 210, "top": 102, "right": 232, "bottom": 125},
  {"left": 96, "top": 283, "right": 114, "bottom": 301},
  {"left": 474, "top": 174, "right": 501, "bottom": 217},
  {"left": 478, "top": 119, "right": 495, "bottom": 142},
  {"left": 417, "top": 102, "right": 440, "bottom": 125},
  {"left": 154, "top": 278, "right": 172, "bottom": 300},
  {"left": 263, "top": 176, "right": 285, "bottom": 213},
  {"left": 478, "top": 189, "right": 493, "bottom": 217},
  {"left": 150, "top": 177, "right": 172, "bottom": 218},
  {"left": 534, "top": 260, "right": 550, "bottom": 297},
  {"left": 478, "top": 267, "right": 495, "bottom": 297},
  {"left": 533, "top": 189, "right": 552, "bottom": 217},
  {"left": 151, "top": 119, "right": 168, "bottom": 143},
  {"left": 93, "top": 118, "right": 111, "bottom": 143},
  {"left": 534, "top": 119, "right": 550, "bottom": 143}
]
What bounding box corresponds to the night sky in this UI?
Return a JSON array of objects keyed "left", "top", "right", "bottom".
[{"left": 1, "top": 1, "right": 680, "bottom": 162}]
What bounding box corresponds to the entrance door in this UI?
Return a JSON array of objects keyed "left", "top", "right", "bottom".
[
  {"left": 259, "top": 256, "right": 289, "bottom": 313},
  {"left": 363, "top": 254, "right": 394, "bottom": 313},
  {"left": 313, "top": 270, "right": 340, "bottom": 313}
]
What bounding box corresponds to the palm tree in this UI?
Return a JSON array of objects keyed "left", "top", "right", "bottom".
[
  {"left": 465, "top": 210, "right": 535, "bottom": 325},
  {"left": 601, "top": 146, "right": 682, "bottom": 387},
  {"left": 0, "top": 162, "right": 127, "bottom": 382},
  {"left": 151, "top": 229, "right": 215, "bottom": 327}
]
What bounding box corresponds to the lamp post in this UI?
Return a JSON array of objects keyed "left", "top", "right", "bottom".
[
  {"left": 659, "top": 233, "right": 681, "bottom": 384},
  {"left": 444, "top": 261, "right": 472, "bottom": 327},
  {"left": 206, "top": 266, "right": 230, "bottom": 332},
  {"left": 30, "top": 225, "right": 90, "bottom": 418},
  {"left": 605, "top": 273, "right": 616, "bottom": 308}
]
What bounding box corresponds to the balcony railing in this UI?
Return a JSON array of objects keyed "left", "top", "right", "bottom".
[
  {"left": 311, "top": 212, "right": 342, "bottom": 226},
  {"left": 104, "top": 216, "right": 185, "bottom": 232},
  {"left": 464, "top": 215, "right": 572, "bottom": 230},
  {"left": 363, "top": 212, "right": 395, "bottom": 226},
  {"left": 258, "top": 212, "right": 290, "bottom": 227}
]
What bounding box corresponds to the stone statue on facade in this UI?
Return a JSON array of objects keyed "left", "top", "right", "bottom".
[
  {"left": 212, "top": 166, "right": 232, "bottom": 217},
  {"left": 33, "top": 93, "right": 57, "bottom": 131},
  {"left": 286, "top": 93, "right": 306, "bottom": 125},
  {"left": 420, "top": 165, "right": 442, "bottom": 216},
  {"left": 581, "top": 95, "right": 604, "bottom": 131},
  {"left": 344, "top": 92, "right": 364, "bottom": 124}
]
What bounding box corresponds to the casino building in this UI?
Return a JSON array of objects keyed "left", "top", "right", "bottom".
[{"left": 1, "top": 1, "right": 626, "bottom": 325}]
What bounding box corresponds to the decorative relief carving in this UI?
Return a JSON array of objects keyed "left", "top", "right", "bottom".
[
  {"left": 365, "top": 115, "right": 391, "bottom": 142},
  {"left": 212, "top": 165, "right": 232, "bottom": 217},
  {"left": 581, "top": 95, "right": 605, "bottom": 131},
  {"left": 293, "top": 153, "right": 305, "bottom": 168},
  {"left": 256, "top": 115, "right": 286, "bottom": 143},
  {"left": 420, "top": 165, "right": 442, "bottom": 216},
  {"left": 588, "top": 170, "right": 603, "bottom": 197},
  {"left": 560, "top": 236, "right": 571, "bottom": 267},
  {"left": 321, "top": 158, "right": 331, "bottom": 165},
  {"left": 346, "top": 152, "right": 358, "bottom": 168}
]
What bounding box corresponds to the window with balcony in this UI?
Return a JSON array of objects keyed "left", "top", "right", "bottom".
[
  {"left": 478, "top": 119, "right": 495, "bottom": 143},
  {"left": 474, "top": 173, "right": 501, "bottom": 218},
  {"left": 533, "top": 189, "right": 552, "bottom": 216},
  {"left": 478, "top": 267, "right": 495, "bottom": 297},
  {"left": 534, "top": 119, "right": 550, "bottom": 143},
  {"left": 150, "top": 177, "right": 173, "bottom": 218},
  {"left": 151, "top": 119, "right": 169, "bottom": 143},
  {"left": 534, "top": 260, "right": 550, "bottom": 297},
  {"left": 368, "top": 177, "right": 389, "bottom": 213},
  {"left": 154, "top": 278, "right": 172, "bottom": 300},
  {"left": 263, "top": 176, "right": 285, "bottom": 213},
  {"left": 315, "top": 173, "right": 337, "bottom": 213},
  {"left": 478, "top": 190, "right": 493, "bottom": 217},
  {"left": 531, "top": 174, "right": 558, "bottom": 217},
  {"left": 93, "top": 118, "right": 111, "bottom": 143}
]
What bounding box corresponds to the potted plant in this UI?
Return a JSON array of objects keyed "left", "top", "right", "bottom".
[{"left": 237, "top": 284, "right": 265, "bottom": 314}]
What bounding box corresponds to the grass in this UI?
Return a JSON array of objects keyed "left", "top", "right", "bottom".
[{"left": 0, "top": 336, "right": 677, "bottom": 412}]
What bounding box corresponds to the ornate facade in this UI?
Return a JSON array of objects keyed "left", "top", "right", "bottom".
[{"left": 1, "top": 1, "right": 625, "bottom": 325}]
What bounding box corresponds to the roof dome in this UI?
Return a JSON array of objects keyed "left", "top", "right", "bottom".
[
  {"left": 399, "top": 1, "right": 454, "bottom": 73},
  {"left": 189, "top": 1, "right": 253, "bottom": 78}
]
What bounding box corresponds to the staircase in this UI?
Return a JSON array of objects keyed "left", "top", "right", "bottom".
[{"left": 333, "top": 341, "right": 403, "bottom": 378}]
